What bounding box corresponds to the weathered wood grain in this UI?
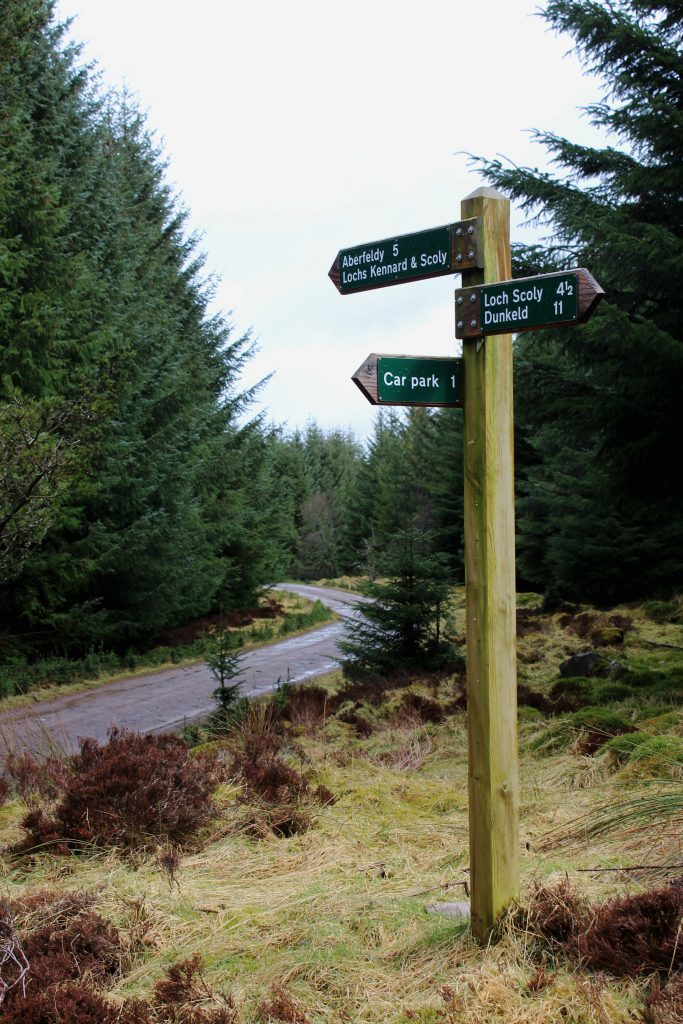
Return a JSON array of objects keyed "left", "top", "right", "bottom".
[{"left": 460, "top": 186, "right": 520, "bottom": 942}]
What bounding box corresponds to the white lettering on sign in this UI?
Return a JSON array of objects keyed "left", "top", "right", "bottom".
[
  {"left": 482, "top": 283, "right": 544, "bottom": 327},
  {"left": 341, "top": 247, "right": 385, "bottom": 287},
  {"left": 512, "top": 285, "right": 543, "bottom": 304},
  {"left": 370, "top": 258, "right": 408, "bottom": 278},
  {"left": 341, "top": 248, "right": 385, "bottom": 268},
  {"left": 341, "top": 268, "right": 368, "bottom": 285},
  {"left": 420, "top": 251, "right": 448, "bottom": 268},
  {"left": 342, "top": 243, "right": 448, "bottom": 286},
  {"left": 383, "top": 371, "right": 407, "bottom": 387},
  {"left": 482, "top": 285, "right": 544, "bottom": 309},
  {"left": 484, "top": 305, "right": 530, "bottom": 326},
  {"left": 410, "top": 374, "right": 439, "bottom": 389}
]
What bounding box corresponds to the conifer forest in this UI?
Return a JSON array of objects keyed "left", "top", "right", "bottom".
[{"left": 2, "top": 0, "right": 680, "bottom": 683}]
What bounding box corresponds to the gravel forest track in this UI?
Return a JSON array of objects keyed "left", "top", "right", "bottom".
[{"left": 0, "top": 584, "right": 365, "bottom": 754}]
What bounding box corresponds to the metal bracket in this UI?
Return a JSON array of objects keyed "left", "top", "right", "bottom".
[
  {"left": 451, "top": 218, "right": 481, "bottom": 273},
  {"left": 454, "top": 285, "right": 482, "bottom": 339}
]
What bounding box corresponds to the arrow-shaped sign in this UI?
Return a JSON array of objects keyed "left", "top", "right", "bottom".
[
  {"left": 352, "top": 354, "right": 463, "bottom": 407},
  {"left": 454, "top": 267, "right": 604, "bottom": 339},
  {"left": 330, "top": 220, "right": 481, "bottom": 295}
]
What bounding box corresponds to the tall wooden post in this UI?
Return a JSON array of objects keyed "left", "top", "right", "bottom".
[{"left": 459, "top": 187, "right": 519, "bottom": 941}]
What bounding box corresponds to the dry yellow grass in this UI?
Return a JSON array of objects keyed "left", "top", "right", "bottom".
[
  {"left": 0, "top": 706, "right": 678, "bottom": 1021},
  {"left": 0, "top": 592, "right": 680, "bottom": 1022}
]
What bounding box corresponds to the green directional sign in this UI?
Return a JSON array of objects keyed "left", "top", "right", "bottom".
[
  {"left": 352, "top": 354, "right": 462, "bottom": 407},
  {"left": 454, "top": 267, "right": 604, "bottom": 339},
  {"left": 330, "top": 219, "right": 480, "bottom": 294}
]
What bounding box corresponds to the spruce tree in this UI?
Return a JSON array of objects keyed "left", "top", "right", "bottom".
[
  {"left": 420, "top": 408, "right": 465, "bottom": 577},
  {"left": 338, "top": 524, "right": 455, "bottom": 677},
  {"left": 0, "top": 3, "right": 273, "bottom": 657},
  {"left": 207, "top": 629, "right": 244, "bottom": 718},
  {"left": 473, "top": 0, "right": 683, "bottom": 603},
  {"left": 0, "top": 0, "right": 106, "bottom": 584},
  {"left": 289, "top": 423, "right": 362, "bottom": 579}
]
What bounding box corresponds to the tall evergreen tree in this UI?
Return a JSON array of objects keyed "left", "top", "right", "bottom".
[
  {"left": 339, "top": 524, "right": 455, "bottom": 677},
  {"left": 289, "top": 423, "right": 362, "bottom": 579},
  {"left": 0, "top": 2, "right": 273, "bottom": 655},
  {"left": 473, "top": 0, "right": 683, "bottom": 603},
  {"left": 422, "top": 408, "right": 465, "bottom": 577},
  {"left": 0, "top": 0, "right": 106, "bottom": 586}
]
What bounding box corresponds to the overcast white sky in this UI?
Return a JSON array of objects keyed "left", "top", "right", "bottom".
[{"left": 56, "top": 0, "right": 605, "bottom": 440}]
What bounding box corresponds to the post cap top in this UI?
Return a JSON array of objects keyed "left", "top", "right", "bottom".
[{"left": 462, "top": 185, "right": 509, "bottom": 202}]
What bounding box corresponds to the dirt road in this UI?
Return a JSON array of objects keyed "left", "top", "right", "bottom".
[{"left": 0, "top": 584, "right": 364, "bottom": 754}]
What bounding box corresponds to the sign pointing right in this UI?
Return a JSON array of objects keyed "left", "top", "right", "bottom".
[{"left": 454, "top": 267, "right": 604, "bottom": 339}]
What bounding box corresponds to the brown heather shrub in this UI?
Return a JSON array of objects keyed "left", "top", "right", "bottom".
[
  {"left": 575, "top": 880, "right": 683, "bottom": 975},
  {"left": 232, "top": 712, "right": 282, "bottom": 767},
  {"left": 525, "top": 878, "right": 590, "bottom": 946},
  {"left": 238, "top": 755, "right": 311, "bottom": 805},
  {"left": 7, "top": 890, "right": 123, "bottom": 992},
  {"left": 641, "top": 975, "right": 683, "bottom": 1024},
  {"left": 4, "top": 749, "right": 71, "bottom": 805},
  {"left": 0, "top": 776, "right": 8, "bottom": 806},
  {"left": 1, "top": 981, "right": 120, "bottom": 1024},
  {"left": 0, "top": 890, "right": 126, "bottom": 1022},
  {"left": 157, "top": 844, "right": 182, "bottom": 888},
  {"left": 230, "top": 716, "right": 333, "bottom": 809},
  {"left": 525, "top": 878, "right": 683, "bottom": 977},
  {"left": 17, "top": 729, "right": 223, "bottom": 852},
  {"left": 255, "top": 982, "right": 310, "bottom": 1023},
  {"left": 228, "top": 711, "right": 335, "bottom": 837},
  {"left": 148, "top": 953, "right": 240, "bottom": 1022},
  {"left": 0, "top": 898, "right": 29, "bottom": 1010},
  {"left": 152, "top": 953, "right": 211, "bottom": 1008},
  {"left": 0, "top": 953, "right": 239, "bottom": 1024},
  {"left": 313, "top": 783, "right": 335, "bottom": 805},
  {"left": 24, "top": 910, "right": 121, "bottom": 988}
]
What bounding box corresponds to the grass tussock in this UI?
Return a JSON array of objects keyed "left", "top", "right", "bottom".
[{"left": 226, "top": 706, "right": 335, "bottom": 838}]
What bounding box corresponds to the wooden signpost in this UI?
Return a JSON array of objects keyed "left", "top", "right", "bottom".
[
  {"left": 330, "top": 193, "right": 603, "bottom": 942},
  {"left": 352, "top": 354, "right": 462, "bottom": 407},
  {"left": 459, "top": 187, "right": 518, "bottom": 942}
]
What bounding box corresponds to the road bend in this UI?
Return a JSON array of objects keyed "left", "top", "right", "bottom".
[{"left": 0, "top": 584, "right": 365, "bottom": 754}]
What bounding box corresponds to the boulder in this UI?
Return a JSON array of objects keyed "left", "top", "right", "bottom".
[{"left": 559, "top": 651, "right": 608, "bottom": 678}]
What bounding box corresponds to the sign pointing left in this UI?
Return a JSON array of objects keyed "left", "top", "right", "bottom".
[
  {"left": 352, "top": 354, "right": 462, "bottom": 407},
  {"left": 330, "top": 219, "right": 480, "bottom": 294}
]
